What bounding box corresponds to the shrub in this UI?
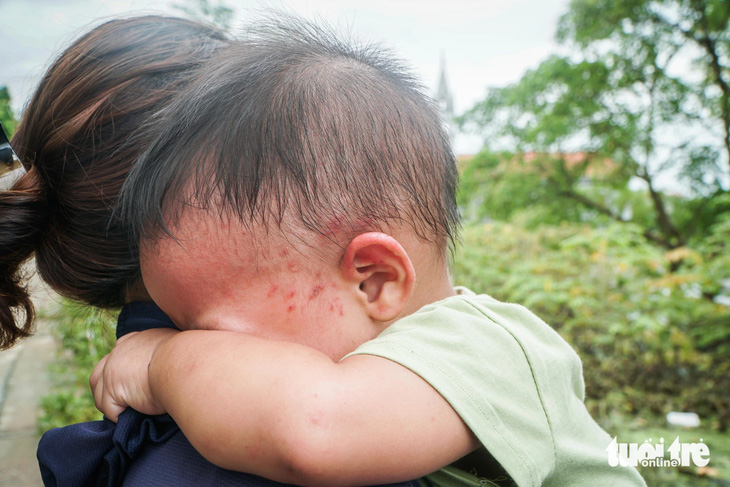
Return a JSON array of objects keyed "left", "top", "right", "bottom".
[{"left": 453, "top": 221, "right": 730, "bottom": 429}]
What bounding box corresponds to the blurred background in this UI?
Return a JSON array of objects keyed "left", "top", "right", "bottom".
[{"left": 1, "top": 0, "right": 728, "bottom": 486}]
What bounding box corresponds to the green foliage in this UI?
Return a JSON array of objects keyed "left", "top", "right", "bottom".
[
  {"left": 453, "top": 222, "right": 730, "bottom": 430},
  {"left": 172, "top": 0, "right": 234, "bottom": 31},
  {"left": 457, "top": 150, "right": 648, "bottom": 228},
  {"left": 459, "top": 0, "right": 730, "bottom": 249},
  {"left": 38, "top": 301, "right": 116, "bottom": 432},
  {"left": 0, "top": 86, "right": 17, "bottom": 136}
]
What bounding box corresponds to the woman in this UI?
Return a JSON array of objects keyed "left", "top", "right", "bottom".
[{"left": 0, "top": 16, "right": 420, "bottom": 487}]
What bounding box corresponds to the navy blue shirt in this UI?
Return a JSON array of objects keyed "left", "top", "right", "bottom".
[{"left": 37, "top": 302, "right": 421, "bottom": 487}]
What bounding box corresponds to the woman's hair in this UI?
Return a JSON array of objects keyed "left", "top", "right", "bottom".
[{"left": 0, "top": 16, "right": 228, "bottom": 349}]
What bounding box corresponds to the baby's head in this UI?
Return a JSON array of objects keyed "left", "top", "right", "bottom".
[{"left": 122, "top": 15, "right": 460, "bottom": 358}]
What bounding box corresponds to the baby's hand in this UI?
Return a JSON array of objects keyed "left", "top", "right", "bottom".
[{"left": 90, "top": 328, "right": 178, "bottom": 422}]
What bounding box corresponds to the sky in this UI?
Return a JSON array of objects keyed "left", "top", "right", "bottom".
[{"left": 0, "top": 0, "right": 571, "bottom": 154}]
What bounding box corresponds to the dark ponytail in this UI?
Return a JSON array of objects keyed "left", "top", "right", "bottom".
[
  {"left": 0, "top": 169, "right": 45, "bottom": 348},
  {"left": 0, "top": 16, "right": 228, "bottom": 348}
]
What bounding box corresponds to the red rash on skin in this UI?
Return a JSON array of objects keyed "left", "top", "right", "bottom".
[
  {"left": 287, "top": 304, "right": 296, "bottom": 313},
  {"left": 328, "top": 298, "right": 344, "bottom": 317},
  {"left": 287, "top": 261, "right": 299, "bottom": 273},
  {"left": 325, "top": 216, "right": 343, "bottom": 237},
  {"left": 267, "top": 284, "right": 279, "bottom": 298},
  {"left": 279, "top": 248, "right": 290, "bottom": 258},
  {"left": 285, "top": 290, "right": 296, "bottom": 300},
  {"left": 309, "top": 283, "right": 326, "bottom": 300}
]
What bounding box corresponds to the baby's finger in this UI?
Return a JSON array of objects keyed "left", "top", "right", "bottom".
[
  {"left": 92, "top": 374, "right": 105, "bottom": 414},
  {"left": 89, "top": 354, "right": 107, "bottom": 395},
  {"left": 101, "top": 391, "right": 125, "bottom": 423}
]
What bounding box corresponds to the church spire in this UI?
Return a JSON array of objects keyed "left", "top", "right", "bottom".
[{"left": 436, "top": 51, "right": 454, "bottom": 118}]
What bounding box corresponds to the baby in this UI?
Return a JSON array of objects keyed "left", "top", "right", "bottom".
[{"left": 92, "top": 15, "right": 646, "bottom": 487}]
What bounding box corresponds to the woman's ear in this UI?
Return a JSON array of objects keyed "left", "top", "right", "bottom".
[{"left": 340, "top": 232, "right": 415, "bottom": 322}]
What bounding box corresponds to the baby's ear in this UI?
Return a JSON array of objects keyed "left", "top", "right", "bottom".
[{"left": 340, "top": 232, "right": 415, "bottom": 322}]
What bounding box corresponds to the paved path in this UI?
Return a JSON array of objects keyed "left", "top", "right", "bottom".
[{"left": 0, "top": 272, "right": 60, "bottom": 487}]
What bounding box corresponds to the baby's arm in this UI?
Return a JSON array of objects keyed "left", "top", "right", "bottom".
[{"left": 91, "top": 329, "right": 477, "bottom": 486}]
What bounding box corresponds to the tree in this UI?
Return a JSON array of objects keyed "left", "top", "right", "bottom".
[
  {"left": 172, "top": 0, "right": 234, "bottom": 31},
  {"left": 0, "top": 86, "right": 17, "bottom": 137},
  {"left": 459, "top": 0, "right": 730, "bottom": 250}
]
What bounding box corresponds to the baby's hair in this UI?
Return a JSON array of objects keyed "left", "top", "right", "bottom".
[
  {"left": 0, "top": 16, "right": 228, "bottom": 349},
  {"left": 121, "top": 13, "right": 460, "bottom": 257}
]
